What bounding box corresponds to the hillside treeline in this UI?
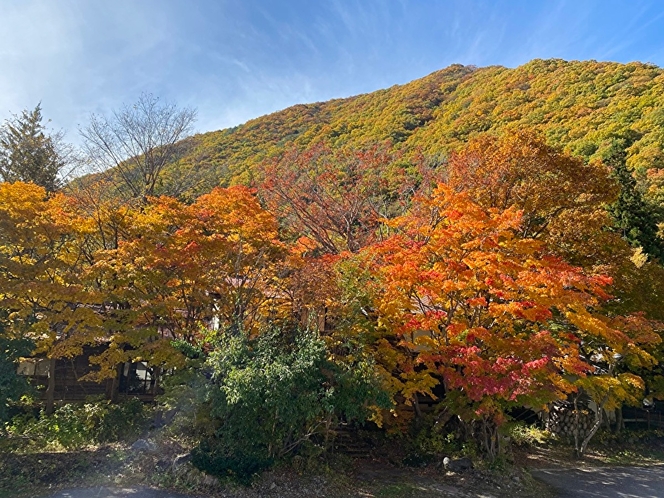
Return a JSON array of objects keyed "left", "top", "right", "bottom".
[
  {"left": 163, "top": 60, "right": 664, "bottom": 200},
  {"left": 2, "top": 130, "right": 664, "bottom": 476},
  {"left": 4, "top": 59, "right": 664, "bottom": 479}
]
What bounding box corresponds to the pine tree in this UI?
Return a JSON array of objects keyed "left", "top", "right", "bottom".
[
  {"left": 0, "top": 104, "right": 64, "bottom": 191},
  {"left": 606, "top": 143, "right": 664, "bottom": 261}
]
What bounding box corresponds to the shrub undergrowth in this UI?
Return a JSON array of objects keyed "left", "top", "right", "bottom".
[
  {"left": 190, "top": 326, "right": 389, "bottom": 483},
  {"left": 6, "top": 397, "right": 149, "bottom": 450}
]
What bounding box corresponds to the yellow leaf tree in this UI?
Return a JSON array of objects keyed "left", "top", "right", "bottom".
[{"left": 0, "top": 182, "right": 101, "bottom": 412}]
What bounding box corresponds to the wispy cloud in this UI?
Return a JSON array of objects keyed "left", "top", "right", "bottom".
[{"left": 1, "top": 0, "right": 663, "bottom": 145}]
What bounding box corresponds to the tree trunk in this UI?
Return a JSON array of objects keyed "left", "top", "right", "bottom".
[
  {"left": 45, "top": 357, "right": 56, "bottom": 415},
  {"left": 480, "top": 418, "right": 500, "bottom": 461},
  {"left": 614, "top": 407, "right": 623, "bottom": 433},
  {"left": 105, "top": 377, "right": 114, "bottom": 400},
  {"left": 413, "top": 393, "right": 422, "bottom": 418},
  {"left": 107, "top": 364, "right": 121, "bottom": 403},
  {"left": 573, "top": 396, "right": 580, "bottom": 457},
  {"left": 575, "top": 394, "right": 609, "bottom": 457},
  {"left": 578, "top": 408, "right": 602, "bottom": 456}
]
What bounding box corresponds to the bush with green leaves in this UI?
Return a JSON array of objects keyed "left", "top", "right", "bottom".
[
  {"left": 0, "top": 334, "right": 33, "bottom": 423},
  {"left": 171, "top": 338, "right": 204, "bottom": 360},
  {"left": 192, "top": 326, "right": 388, "bottom": 483},
  {"left": 157, "top": 338, "right": 211, "bottom": 443},
  {"left": 7, "top": 397, "right": 149, "bottom": 449},
  {"left": 506, "top": 421, "right": 551, "bottom": 448}
]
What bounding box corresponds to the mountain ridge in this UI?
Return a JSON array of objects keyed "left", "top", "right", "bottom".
[{"left": 156, "top": 59, "right": 664, "bottom": 197}]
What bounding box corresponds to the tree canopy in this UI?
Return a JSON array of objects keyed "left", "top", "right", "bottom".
[{"left": 0, "top": 104, "right": 69, "bottom": 191}]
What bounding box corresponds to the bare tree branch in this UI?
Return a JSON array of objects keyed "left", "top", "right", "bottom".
[{"left": 79, "top": 93, "right": 196, "bottom": 201}]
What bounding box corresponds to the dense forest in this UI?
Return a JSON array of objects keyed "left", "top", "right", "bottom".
[
  {"left": 3, "top": 59, "right": 664, "bottom": 489},
  {"left": 159, "top": 59, "right": 664, "bottom": 198}
]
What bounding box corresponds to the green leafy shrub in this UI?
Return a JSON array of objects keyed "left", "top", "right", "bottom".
[
  {"left": 7, "top": 398, "right": 149, "bottom": 449},
  {"left": 192, "top": 326, "right": 388, "bottom": 483},
  {"left": 506, "top": 422, "right": 551, "bottom": 448},
  {"left": 409, "top": 422, "right": 459, "bottom": 462},
  {"left": 192, "top": 437, "right": 274, "bottom": 485},
  {"left": 0, "top": 336, "right": 33, "bottom": 423},
  {"left": 158, "top": 364, "right": 212, "bottom": 443},
  {"left": 95, "top": 397, "right": 148, "bottom": 442},
  {"left": 171, "top": 338, "right": 204, "bottom": 360}
]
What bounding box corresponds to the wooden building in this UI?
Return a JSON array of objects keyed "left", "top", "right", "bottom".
[{"left": 17, "top": 344, "right": 162, "bottom": 406}]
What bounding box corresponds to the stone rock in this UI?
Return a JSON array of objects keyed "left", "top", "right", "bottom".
[
  {"left": 130, "top": 439, "right": 157, "bottom": 453},
  {"left": 443, "top": 456, "right": 474, "bottom": 472}
]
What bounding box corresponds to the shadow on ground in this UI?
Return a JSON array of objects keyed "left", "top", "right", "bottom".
[
  {"left": 532, "top": 465, "right": 664, "bottom": 498},
  {"left": 45, "top": 487, "right": 195, "bottom": 498}
]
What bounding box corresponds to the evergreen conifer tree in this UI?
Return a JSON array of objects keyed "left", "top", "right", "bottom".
[
  {"left": 606, "top": 143, "right": 664, "bottom": 261},
  {"left": 0, "top": 104, "right": 64, "bottom": 191}
]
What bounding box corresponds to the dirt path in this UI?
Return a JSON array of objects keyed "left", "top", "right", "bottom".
[
  {"left": 44, "top": 487, "right": 197, "bottom": 498},
  {"left": 532, "top": 465, "right": 664, "bottom": 497}
]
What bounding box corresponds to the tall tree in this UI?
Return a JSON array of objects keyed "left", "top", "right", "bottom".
[
  {"left": 0, "top": 182, "right": 101, "bottom": 413},
  {"left": 91, "top": 186, "right": 287, "bottom": 348},
  {"left": 362, "top": 184, "right": 660, "bottom": 457},
  {"left": 605, "top": 143, "right": 664, "bottom": 261},
  {"left": 80, "top": 93, "right": 196, "bottom": 201},
  {"left": 261, "top": 142, "right": 412, "bottom": 254},
  {"left": 0, "top": 104, "right": 67, "bottom": 192},
  {"left": 79, "top": 185, "right": 292, "bottom": 384}
]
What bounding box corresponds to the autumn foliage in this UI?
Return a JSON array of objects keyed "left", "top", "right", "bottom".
[
  {"left": 0, "top": 184, "right": 308, "bottom": 387},
  {"left": 359, "top": 183, "right": 659, "bottom": 454},
  {"left": 261, "top": 142, "right": 413, "bottom": 254},
  {"left": 2, "top": 128, "right": 664, "bottom": 459}
]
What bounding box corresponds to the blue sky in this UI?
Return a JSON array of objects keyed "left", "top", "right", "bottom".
[{"left": 1, "top": 0, "right": 664, "bottom": 142}]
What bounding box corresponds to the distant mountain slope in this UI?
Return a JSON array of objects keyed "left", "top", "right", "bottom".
[{"left": 166, "top": 59, "right": 664, "bottom": 195}]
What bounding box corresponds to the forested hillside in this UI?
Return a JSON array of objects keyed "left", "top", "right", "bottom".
[
  {"left": 168, "top": 59, "right": 664, "bottom": 197},
  {"left": 6, "top": 0, "right": 664, "bottom": 490},
  {"left": 4, "top": 58, "right": 664, "bottom": 490}
]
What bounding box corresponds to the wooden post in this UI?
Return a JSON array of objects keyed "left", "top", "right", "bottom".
[
  {"left": 45, "top": 357, "right": 56, "bottom": 415},
  {"left": 152, "top": 366, "right": 161, "bottom": 396}
]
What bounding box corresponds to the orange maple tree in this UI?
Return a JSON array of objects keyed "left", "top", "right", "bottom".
[
  {"left": 86, "top": 186, "right": 289, "bottom": 376},
  {"left": 447, "top": 130, "right": 619, "bottom": 267},
  {"left": 361, "top": 184, "right": 660, "bottom": 456}
]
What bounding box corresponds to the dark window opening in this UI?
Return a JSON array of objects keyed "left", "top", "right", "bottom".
[{"left": 118, "top": 361, "right": 156, "bottom": 394}]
